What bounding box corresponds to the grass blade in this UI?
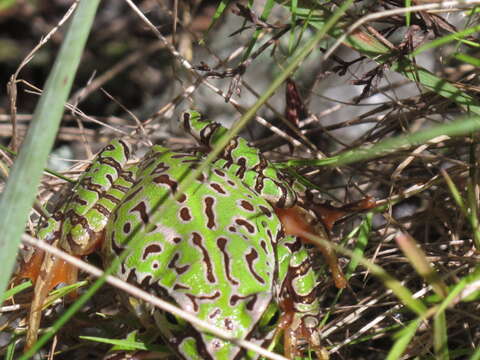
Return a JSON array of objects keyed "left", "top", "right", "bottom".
[
  {"left": 0, "top": 0, "right": 101, "bottom": 316},
  {"left": 386, "top": 318, "right": 422, "bottom": 360}
]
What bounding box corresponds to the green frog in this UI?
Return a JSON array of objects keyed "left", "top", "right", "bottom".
[{"left": 20, "top": 110, "right": 342, "bottom": 359}]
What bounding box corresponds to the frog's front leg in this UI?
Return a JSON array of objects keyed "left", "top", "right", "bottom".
[
  {"left": 19, "top": 139, "right": 135, "bottom": 350},
  {"left": 276, "top": 206, "right": 347, "bottom": 289},
  {"left": 275, "top": 227, "right": 326, "bottom": 359},
  {"left": 275, "top": 205, "right": 348, "bottom": 359}
]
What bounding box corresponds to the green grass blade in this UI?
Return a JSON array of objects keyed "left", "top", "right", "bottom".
[
  {"left": 207, "top": 0, "right": 232, "bottom": 33},
  {"left": 396, "top": 233, "right": 448, "bottom": 298},
  {"left": 80, "top": 336, "right": 149, "bottom": 351},
  {"left": 433, "top": 310, "right": 449, "bottom": 360},
  {"left": 467, "top": 179, "right": 480, "bottom": 250},
  {"left": 386, "top": 318, "right": 422, "bottom": 360},
  {"left": 412, "top": 23, "right": 480, "bottom": 57},
  {"left": 390, "top": 58, "right": 480, "bottom": 113},
  {"left": 345, "top": 212, "right": 372, "bottom": 276},
  {"left": 0, "top": 0, "right": 16, "bottom": 12},
  {"left": 441, "top": 169, "right": 468, "bottom": 216},
  {"left": 453, "top": 53, "right": 480, "bottom": 67},
  {"left": 442, "top": 168, "right": 480, "bottom": 250},
  {"left": 470, "top": 345, "right": 480, "bottom": 360},
  {"left": 280, "top": 115, "right": 480, "bottom": 168},
  {"left": 0, "top": 0, "right": 101, "bottom": 317},
  {"left": 404, "top": 0, "right": 412, "bottom": 27},
  {"left": 0, "top": 280, "right": 31, "bottom": 303},
  {"left": 80, "top": 332, "right": 169, "bottom": 353}
]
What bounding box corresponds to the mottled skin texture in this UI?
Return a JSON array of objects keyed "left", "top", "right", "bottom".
[
  {"left": 104, "top": 148, "right": 285, "bottom": 359},
  {"left": 24, "top": 111, "right": 323, "bottom": 359}
]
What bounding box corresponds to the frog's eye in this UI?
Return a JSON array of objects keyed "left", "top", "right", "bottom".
[
  {"left": 257, "top": 302, "right": 281, "bottom": 333},
  {"left": 154, "top": 310, "right": 191, "bottom": 339},
  {"left": 162, "top": 311, "right": 188, "bottom": 330}
]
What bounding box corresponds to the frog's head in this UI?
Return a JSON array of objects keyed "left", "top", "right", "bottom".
[{"left": 150, "top": 290, "right": 282, "bottom": 359}]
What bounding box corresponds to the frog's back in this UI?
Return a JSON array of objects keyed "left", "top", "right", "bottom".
[{"left": 103, "top": 146, "right": 282, "bottom": 358}]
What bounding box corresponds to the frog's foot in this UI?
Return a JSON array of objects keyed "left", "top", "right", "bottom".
[
  {"left": 18, "top": 248, "right": 76, "bottom": 292},
  {"left": 275, "top": 206, "right": 347, "bottom": 289},
  {"left": 18, "top": 247, "right": 80, "bottom": 351},
  {"left": 20, "top": 231, "right": 105, "bottom": 350},
  {"left": 277, "top": 299, "right": 329, "bottom": 360},
  {"left": 18, "top": 227, "right": 105, "bottom": 295}
]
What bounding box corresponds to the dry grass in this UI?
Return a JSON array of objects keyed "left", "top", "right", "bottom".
[{"left": 1, "top": 1, "right": 480, "bottom": 359}]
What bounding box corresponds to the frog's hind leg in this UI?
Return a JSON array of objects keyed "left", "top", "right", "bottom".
[{"left": 19, "top": 140, "right": 135, "bottom": 351}]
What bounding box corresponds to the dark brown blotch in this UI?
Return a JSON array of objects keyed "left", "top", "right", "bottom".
[
  {"left": 217, "top": 237, "right": 239, "bottom": 286},
  {"left": 192, "top": 232, "right": 215, "bottom": 283},
  {"left": 153, "top": 174, "right": 178, "bottom": 194},
  {"left": 235, "top": 218, "right": 255, "bottom": 234},
  {"left": 179, "top": 207, "right": 192, "bottom": 221},
  {"left": 240, "top": 200, "right": 254, "bottom": 212},
  {"left": 245, "top": 248, "right": 264, "bottom": 284},
  {"left": 142, "top": 243, "right": 162, "bottom": 260},
  {"left": 130, "top": 201, "right": 149, "bottom": 224},
  {"left": 259, "top": 205, "right": 273, "bottom": 218},
  {"left": 214, "top": 169, "right": 226, "bottom": 177},
  {"left": 210, "top": 182, "right": 227, "bottom": 195},
  {"left": 204, "top": 196, "right": 216, "bottom": 229}
]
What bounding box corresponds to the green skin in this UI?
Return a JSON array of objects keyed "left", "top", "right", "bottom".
[{"left": 36, "top": 110, "right": 321, "bottom": 359}]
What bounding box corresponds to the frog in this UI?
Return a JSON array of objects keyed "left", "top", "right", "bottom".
[{"left": 19, "top": 110, "right": 343, "bottom": 359}]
